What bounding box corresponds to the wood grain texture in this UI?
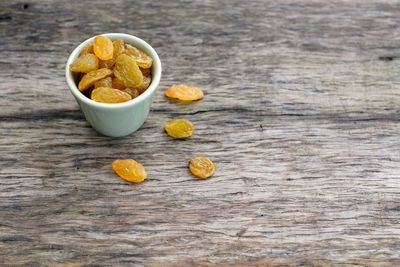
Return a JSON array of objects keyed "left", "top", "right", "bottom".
[{"left": 1, "top": 0, "right": 400, "bottom": 266}]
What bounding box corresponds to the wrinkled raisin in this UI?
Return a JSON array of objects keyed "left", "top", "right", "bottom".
[
  {"left": 134, "top": 76, "right": 151, "bottom": 94},
  {"left": 114, "top": 54, "right": 143, "bottom": 87},
  {"left": 94, "top": 77, "right": 112, "bottom": 88},
  {"left": 78, "top": 68, "right": 113, "bottom": 91},
  {"left": 125, "top": 44, "right": 153, "bottom": 69},
  {"left": 91, "top": 87, "right": 132, "bottom": 103},
  {"left": 69, "top": 53, "right": 99, "bottom": 73},
  {"left": 140, "top": 67, "right": 151, "bottom": 77},
  {"left": 97, "top": 39, "right": 125, "bottom": 69},
  {"left": 164, "top": 119, "right": 194, "bottom": 139},
  {"left": 80, "top": 44, "right": 94, "bottom": 56},
  {"left": 93, "top": 36, "right": 113, "bottom": 60},
  {"left": 98, "top": 58, "right": 115, "bottom": 69},
  {"left": 113, "top": 39, "right": 125, "bottom": 57},
  {"left": 165, "top": 84, "right": 204, "bottom": 101},
  {"left": 112, "top": 77, "right": 126, "bottom": 90},
  {"left": 189, "top": 157, "right": 215, "bottom": 179},
  {"left": 124, "top": 87, "right": 140, "bottom": 99},
  {"left": 112, "top": 159, "right": 147, "bottom": 183}
]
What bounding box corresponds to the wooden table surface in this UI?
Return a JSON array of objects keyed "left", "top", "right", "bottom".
[{"left": 1, "top": 0, "right": 400, "bottom": 266}]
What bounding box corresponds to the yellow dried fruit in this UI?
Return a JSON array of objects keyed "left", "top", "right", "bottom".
[
  {"left": 112, "top": 77, "right": 126, "bottom": 90},
  {"left": 97, "top": 39, "right": 124, "bottom": 69},
  {"left": 140, "top": 67, "right": 151, "bottom": 77},
  {"left": 78, "top": 68, "right": 113, "bottom": 91},
  {"left": 69, "top": 53, "right": 99, "bottom": 73},
  {"left": 189, "top": 157, "right": 215, "bottom": 179},
  {"left": 165, "top": 84, "right": 204, "bottom": 101},
  {"left": 125, "top": 44, "right": 153, "bottom": 69},
  {"left": 113, "top": 39, "right": 125, "bottom": 57},
  {"left": 98, "top": 58, "right": 115, "bottom": 69},
  {"left": 134, "top": 76, "right": 151, "bottom": 94},
  {"left": 124, "top": 88, "right": 140, "bottom": 99},
  {"left": 91, "top": 87, "right": 132, "bottom": 104},
  {"left": 94, "top": 77, "right": 112, "bottom": 88},
  {"left": 93, "top": 35, "right": 113, "bottom": 60},
  {"left": 164, "top": 119, "right": 194, "bottom": 139},
  {"left": 80, "top": 44, "right": 93, "bottom": 56},
  {"left": 112, "top": 159, "right": 147, "bottom": 183},
  {"left": 114, "top": 54, "right": 143, "bottom": 87}
]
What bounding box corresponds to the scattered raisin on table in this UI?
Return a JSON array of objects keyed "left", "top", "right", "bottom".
[
  {"left": 165, "top": 84, "right": 204, "bottom": 101},
  {"left": 164, "top": 119, "right": 194, "bottom": 139},
  {"left": 189, "top": 157, "right": 215, "bottom": 179},
  {"left": 112, "top": 159, "right": 147, "bottom": 183}
]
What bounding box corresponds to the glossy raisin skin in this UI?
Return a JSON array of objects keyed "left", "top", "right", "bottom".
[
  {"left": 189, "top": 157, "right": 215, "bottom": 179},
  {"left": 112, "top": 77, "right": 126, "bottom": 90},
  {"left": 97, "top": 39, "right": 125, "bottom": 69},
  {"left": 69, "top": 53, "right": 99, "bottom": 73},
  {"left": 124, "top": 87, "right": 140, "bottom": 99},
  {"left": 78, "top": 68, "right": 113, "bottom": 91},
  {"left": 114, "top": 54, "right": 143, "bottom": 88},
  {"left": 134, "top": 76, "right": 151, "bottom": 94},
  {"left": 93, "top": 36, "right": 114, "bottom": 60},
  {"left": 113, "top": 39, "right": 125, "bottom": 57},
  {"left": 91, "top": 87, "right": 132, "bottom": 104},
  {"left": 112, "top": 159, "right": 147, "bottom": 183},
  {"left": 164, "top": 119, "right": 194, "bottom": 139},
  {"left": 165, "top": 84, "right": 204, "bottom": 101},
  {"left": 80, "top": 44, "right": 94, "bottom": 56},
  {"left": 94, "top": 77, "right": 112, "bottom": 88},
  {"left": 125, "top": 44, "right": 153, "bottom": 69}
]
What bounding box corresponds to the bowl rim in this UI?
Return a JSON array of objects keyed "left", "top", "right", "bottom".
[{"left": 65, "top": 33, "right": 162, "bottom": 109}]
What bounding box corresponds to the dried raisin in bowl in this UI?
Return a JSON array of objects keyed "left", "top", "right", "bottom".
[{"left": 65, "top": 33, "right": 161, "bottom": 137}]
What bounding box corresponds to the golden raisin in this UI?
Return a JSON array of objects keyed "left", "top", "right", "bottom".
[
  {"left": 112, "top": 159, "right": 147, "bottom": 183},
  {"left": 164, "top": 119, "right": 194, "bottom": 139},
  {"left": 91, "top": 87, "right": 132, "bottom": 104},
  {"left": 140, "top": 67, "right": 151, "bottom": 77},
  {"left": 112, "top": 77, "right": 126, "bottom": 90},
  {"left": 114, "top": 54, "right": 143, "bottom": 87},
  {"left": 124, "top": 87, "right": 140, "bottom": 99},
  {"left": 165, "top": 84, "right": 204, "bottom": 101},
  {"left": 134, "top": 76, "right": 151, "bottom": 94},
  {"left": 94, "top": 77, "right": 112, "bottom": 88},
  {"left": 69, "top": 53, "right": 99, "bottom": 73},
  {"left": 80, "top": 44, "right": 93, "bottom": 56},
  {"left": 97, "top": 39, "right": 124, "bottom": 69},
  {"left": 189, "top": 157, "right": 215, "bottom": 179},
  {"left": 78, "top": 68, "right": 113, "bottom": 91},
  {"left": 113, "top": 39, "right": 125, "bottom": 57},
  {"left": 125, "top": 44, "right": 153, "bottom": 69},
  {"left": 93, "top": 36, "right": 113, "bottom": 60},
  {"left": 98, "top": 58, "right": 115, "bottom": 69}
]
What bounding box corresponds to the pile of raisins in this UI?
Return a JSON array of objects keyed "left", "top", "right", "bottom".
[{"left": 69, "top": 36, "right": 153, "bottom": 103}]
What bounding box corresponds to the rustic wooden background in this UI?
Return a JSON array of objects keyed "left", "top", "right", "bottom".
[{"left": 1, "top": 0, "right": 400, "bottom": 266}]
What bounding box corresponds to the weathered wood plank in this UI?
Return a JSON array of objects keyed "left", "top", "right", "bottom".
[{"left": 1, "top": 0, "right": 400, "bottom": 266}]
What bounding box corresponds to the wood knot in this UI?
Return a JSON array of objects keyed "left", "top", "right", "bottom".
[
  {"left": 22, "top": 3, "right": 29, "bottom": 9},
  {"left": 0, "top": 14, "right": 12, "bottom": 21},
  {"left": 379, "top": 56, "right": 395, "bottom": 61}
]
